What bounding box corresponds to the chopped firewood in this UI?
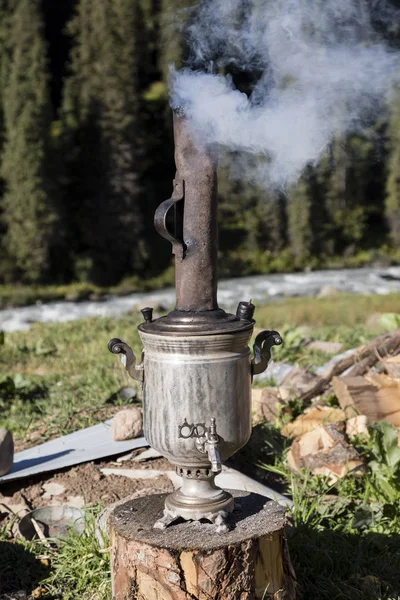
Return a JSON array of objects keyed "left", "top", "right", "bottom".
[
  {"left": 281, "top": 406, "right": 345, "bottom": 438},
  {"left": 346, "top": 415, "right": 369, "bottom": 440},
  {"left": 332, "top": 374, "right": 400, "bottom": 427},
  {"left": 287, "top": 424, "right": 365, "bottom": 483},
  {"left": 251, "top": 387, "right": 283, "bottom": 424},
  {"left": 300, "top": 328, "right": 400, "bottom": 405},
  {"left": 380, "top": 355, "right": 400, "bottom": 379}
]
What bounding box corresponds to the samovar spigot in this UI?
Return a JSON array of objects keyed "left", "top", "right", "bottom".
[
  {"left": 178, "top": 417, "right": 222, "bottom": 473},
  {"left": 204, "top": 418, "right": 222, "bottom": 473}
]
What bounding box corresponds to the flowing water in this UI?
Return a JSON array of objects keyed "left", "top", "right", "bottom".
[{"left": 1, "top": 266, "right": 400, "bottom": 332}]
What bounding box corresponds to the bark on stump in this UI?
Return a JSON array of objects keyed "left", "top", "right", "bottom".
[{"left": 110, "top": 491, "right": 297, "bottom": 600}]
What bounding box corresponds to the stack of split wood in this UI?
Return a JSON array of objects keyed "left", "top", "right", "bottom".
[{"left": 253, "top": 328, "right": 400, "bottom": 483}]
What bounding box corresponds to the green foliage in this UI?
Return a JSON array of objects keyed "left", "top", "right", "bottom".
[
  {"left": 0, "top": 509, "right": 110, "bottom": 600},
  {"left": 287, "top": 166, "right": 320, "bottom": 260},
  {"left": 0, "top": 299, "right": 400, "bottom": 597},
  {"left": 386, "top": 91, "right": 400, "bottom": 246},
  {"left": 378, "top": 312, "right": 400, "bottom": 330},
  {"left": 0, "top": 0, "right": 60, "bottom": 283},
  {"left": 61, "top": 0, "right": 146, "bottom": 285},
  {"left": 367, "top": 422, "right": 400, "bottom": 502},
  {"left": 261, "top": 422, "right": 400, "bottom": 599},
  {"left": 39, "top": 508, "right": 111, "bottom": 600},
  {"left": 0, "top": 0, "right": 399, "bottom": 287}
]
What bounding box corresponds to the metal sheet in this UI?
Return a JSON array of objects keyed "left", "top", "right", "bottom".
[{"left": 0, "top": 421, "right": 147, "bottom": 484}]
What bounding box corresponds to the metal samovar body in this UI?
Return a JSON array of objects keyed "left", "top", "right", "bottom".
[{"left": 108, "top": 108, "right": 281, "bottom": 531}]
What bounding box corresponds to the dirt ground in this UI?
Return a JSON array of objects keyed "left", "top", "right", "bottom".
[{"left": 0, "top": 449, "right": 174, "bottom": 529}]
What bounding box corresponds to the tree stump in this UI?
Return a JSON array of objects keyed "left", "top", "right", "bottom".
[{"left": 110, "top": 491, "right": 297, "bottom": 600}]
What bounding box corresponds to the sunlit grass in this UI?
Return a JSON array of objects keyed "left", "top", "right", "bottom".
[{"left": 1, "top": 294, "right": 400, "bottom": 598}]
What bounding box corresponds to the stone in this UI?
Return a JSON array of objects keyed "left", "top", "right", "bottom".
[
  {"left": 307, "top": 340, "right": 344, "bottom": 355},
  {"left": 280, "top": 368, "right": 320, "bottom": 399},
  {"left": 42, "top": 482, "right": 66, "bottom": 499},
  {"left": 111, "top": 408, "right": 143, "bottom": 441},
  {"left": 118, "top": 386, "right": 137, "bottom": 400},
  {"left": 0, "top": 428, "right": 14, "bottom": 476},
  {"left": 317, "top": 285, "right": 340, "bottom": 298}
]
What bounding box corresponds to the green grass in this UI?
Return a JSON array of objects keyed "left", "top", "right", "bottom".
[
  {"left": 0, "top": 312, "right": 144, "bottom": 440},
  {"left": 1, "top": 293, "right": 400, "bottom": 598},
  {"left": 256, "top": 292, "right": 400, "bottom": 329},
  {"left": 0, "top": 509, "right": 111, "bottom": 600},
  {"left": 0, "top": 266, "right": 176, "bottom": 309},
  {"left": 1, "top": 291, "right": 399, "bottom": 442},
  {"left": 246, "top": 421, "right": 400, "bottom": 600}
]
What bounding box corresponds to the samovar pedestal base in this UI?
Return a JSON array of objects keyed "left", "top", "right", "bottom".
[{"left": 154, "top": 470, "right": 234, "bottom": 533}]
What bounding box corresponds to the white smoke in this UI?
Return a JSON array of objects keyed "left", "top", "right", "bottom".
[{"left": 170, "top": 0, "right": 400, "bottom": 187}]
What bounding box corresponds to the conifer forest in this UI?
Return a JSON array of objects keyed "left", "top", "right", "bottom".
[{"left": 0, "top": 0, "right": 400, "bottom": 288}]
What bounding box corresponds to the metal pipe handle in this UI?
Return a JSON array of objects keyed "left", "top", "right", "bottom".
[
  {"left": 108, "top": 338, "right": 144, "bottom": 382},
  {"left": 251, "top": 330, "right": 283, "bottom": 377}
]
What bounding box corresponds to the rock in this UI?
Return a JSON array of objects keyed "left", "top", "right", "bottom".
[
  {"left": 251, "top": 387, "right": 282, "bottom": 424},
  {"left": 287, "top": 424, "right": 365, "bottom": 483},
  {"left": 67, "top": 495, "right": 85, "bottom": 508},
  {"left": 365, "top": 313, "right": 382, "bottom": 329},
  {"left": 42, "top": 482, "right": 66, "bottom": 499},
  {"left": 306, "top": 340, "right": 344, "bottom": 355},
  {"left": 111, "top": 408, "right": 143, "bottom": 441},
  {"left": 0, "top": 428, "right": 14, "bottom": 476},
  {"left": 106, "top": 386, "right": 137, "bottom": 405},
  {"left": 317, "top": 285, "right": 340, "bottom": 298},
  {"left": 118, "top": 386, "right": 137, "bottom": 400},
  {"left": 280, "top": 368, "right": 320, "bottom": 399}
]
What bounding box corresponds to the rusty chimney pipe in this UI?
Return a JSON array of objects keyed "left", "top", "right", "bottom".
[{"left": 155, "top": 108, "right": 219, "bottom": 313}]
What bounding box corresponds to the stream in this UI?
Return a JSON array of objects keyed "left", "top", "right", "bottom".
[{"left": 1, "top": 265, "right": 400, "bottom": 332}]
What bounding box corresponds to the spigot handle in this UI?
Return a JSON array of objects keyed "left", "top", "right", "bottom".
[
  {"left": 207, "top": 444, "right": 222, "bottom": 473},
  {"left": 108, "top": 338, "right": 144, "bottom": 382},
  {"left": 180, "top": 416, "right": 222, "bottom": 473},
  {"left": 251, "top": 330, "right": 282, "bottom": 377},
  {"left": 206, "top": 418, "right": 222, "bottom": 473}
]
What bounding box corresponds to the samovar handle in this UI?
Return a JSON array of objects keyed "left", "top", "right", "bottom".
[
  {"left": 251, "top": 330, "right": 282, "bottom": 378},
  {"left": 108, "top": 338, "right": 144, "bottom": 382}
]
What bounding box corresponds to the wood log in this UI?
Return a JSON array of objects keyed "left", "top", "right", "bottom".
[
  {"left": 299, "top": 328, "right": 400, "bottom": 405},
  {"left": 252, "top": 387, "right": 282, "bottom": 424},
  {"left": 281, "top": 406, "right": 345, "bottom": 438},
  {"left": 379, "top": 355, "right": 400, "bottom": 379},
  {"left": 110, "top": 491, "right": 297, "bottom": 600},
  {"left": 287, "top": 424, "right": 365, "bottom": 483},
  {"left": 332, "top": 373, "right": 400, "bottom": 427}
]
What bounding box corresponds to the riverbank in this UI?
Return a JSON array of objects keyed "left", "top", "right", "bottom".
[{"left": 2, "top": 266, "right": 400, "bottom": 332}]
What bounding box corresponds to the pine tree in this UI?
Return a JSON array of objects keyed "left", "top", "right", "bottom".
[
  {"left": 287, "top": 165, "right": 327, "bottom": 263},
  {"left": 0, "top": 0, "right": 59, "bottom": 283},
  {"left": 386, "top": 93, "right": 400, "bottom": 247},
  {"left": 0, "top": 0, "right": 12, "bottom": 281},
  {"left": 62, "top": 0, "right": 148, "bottom": 285},
  {"left": 322, "top": 133, "right": 386, "bottom": 256}
]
